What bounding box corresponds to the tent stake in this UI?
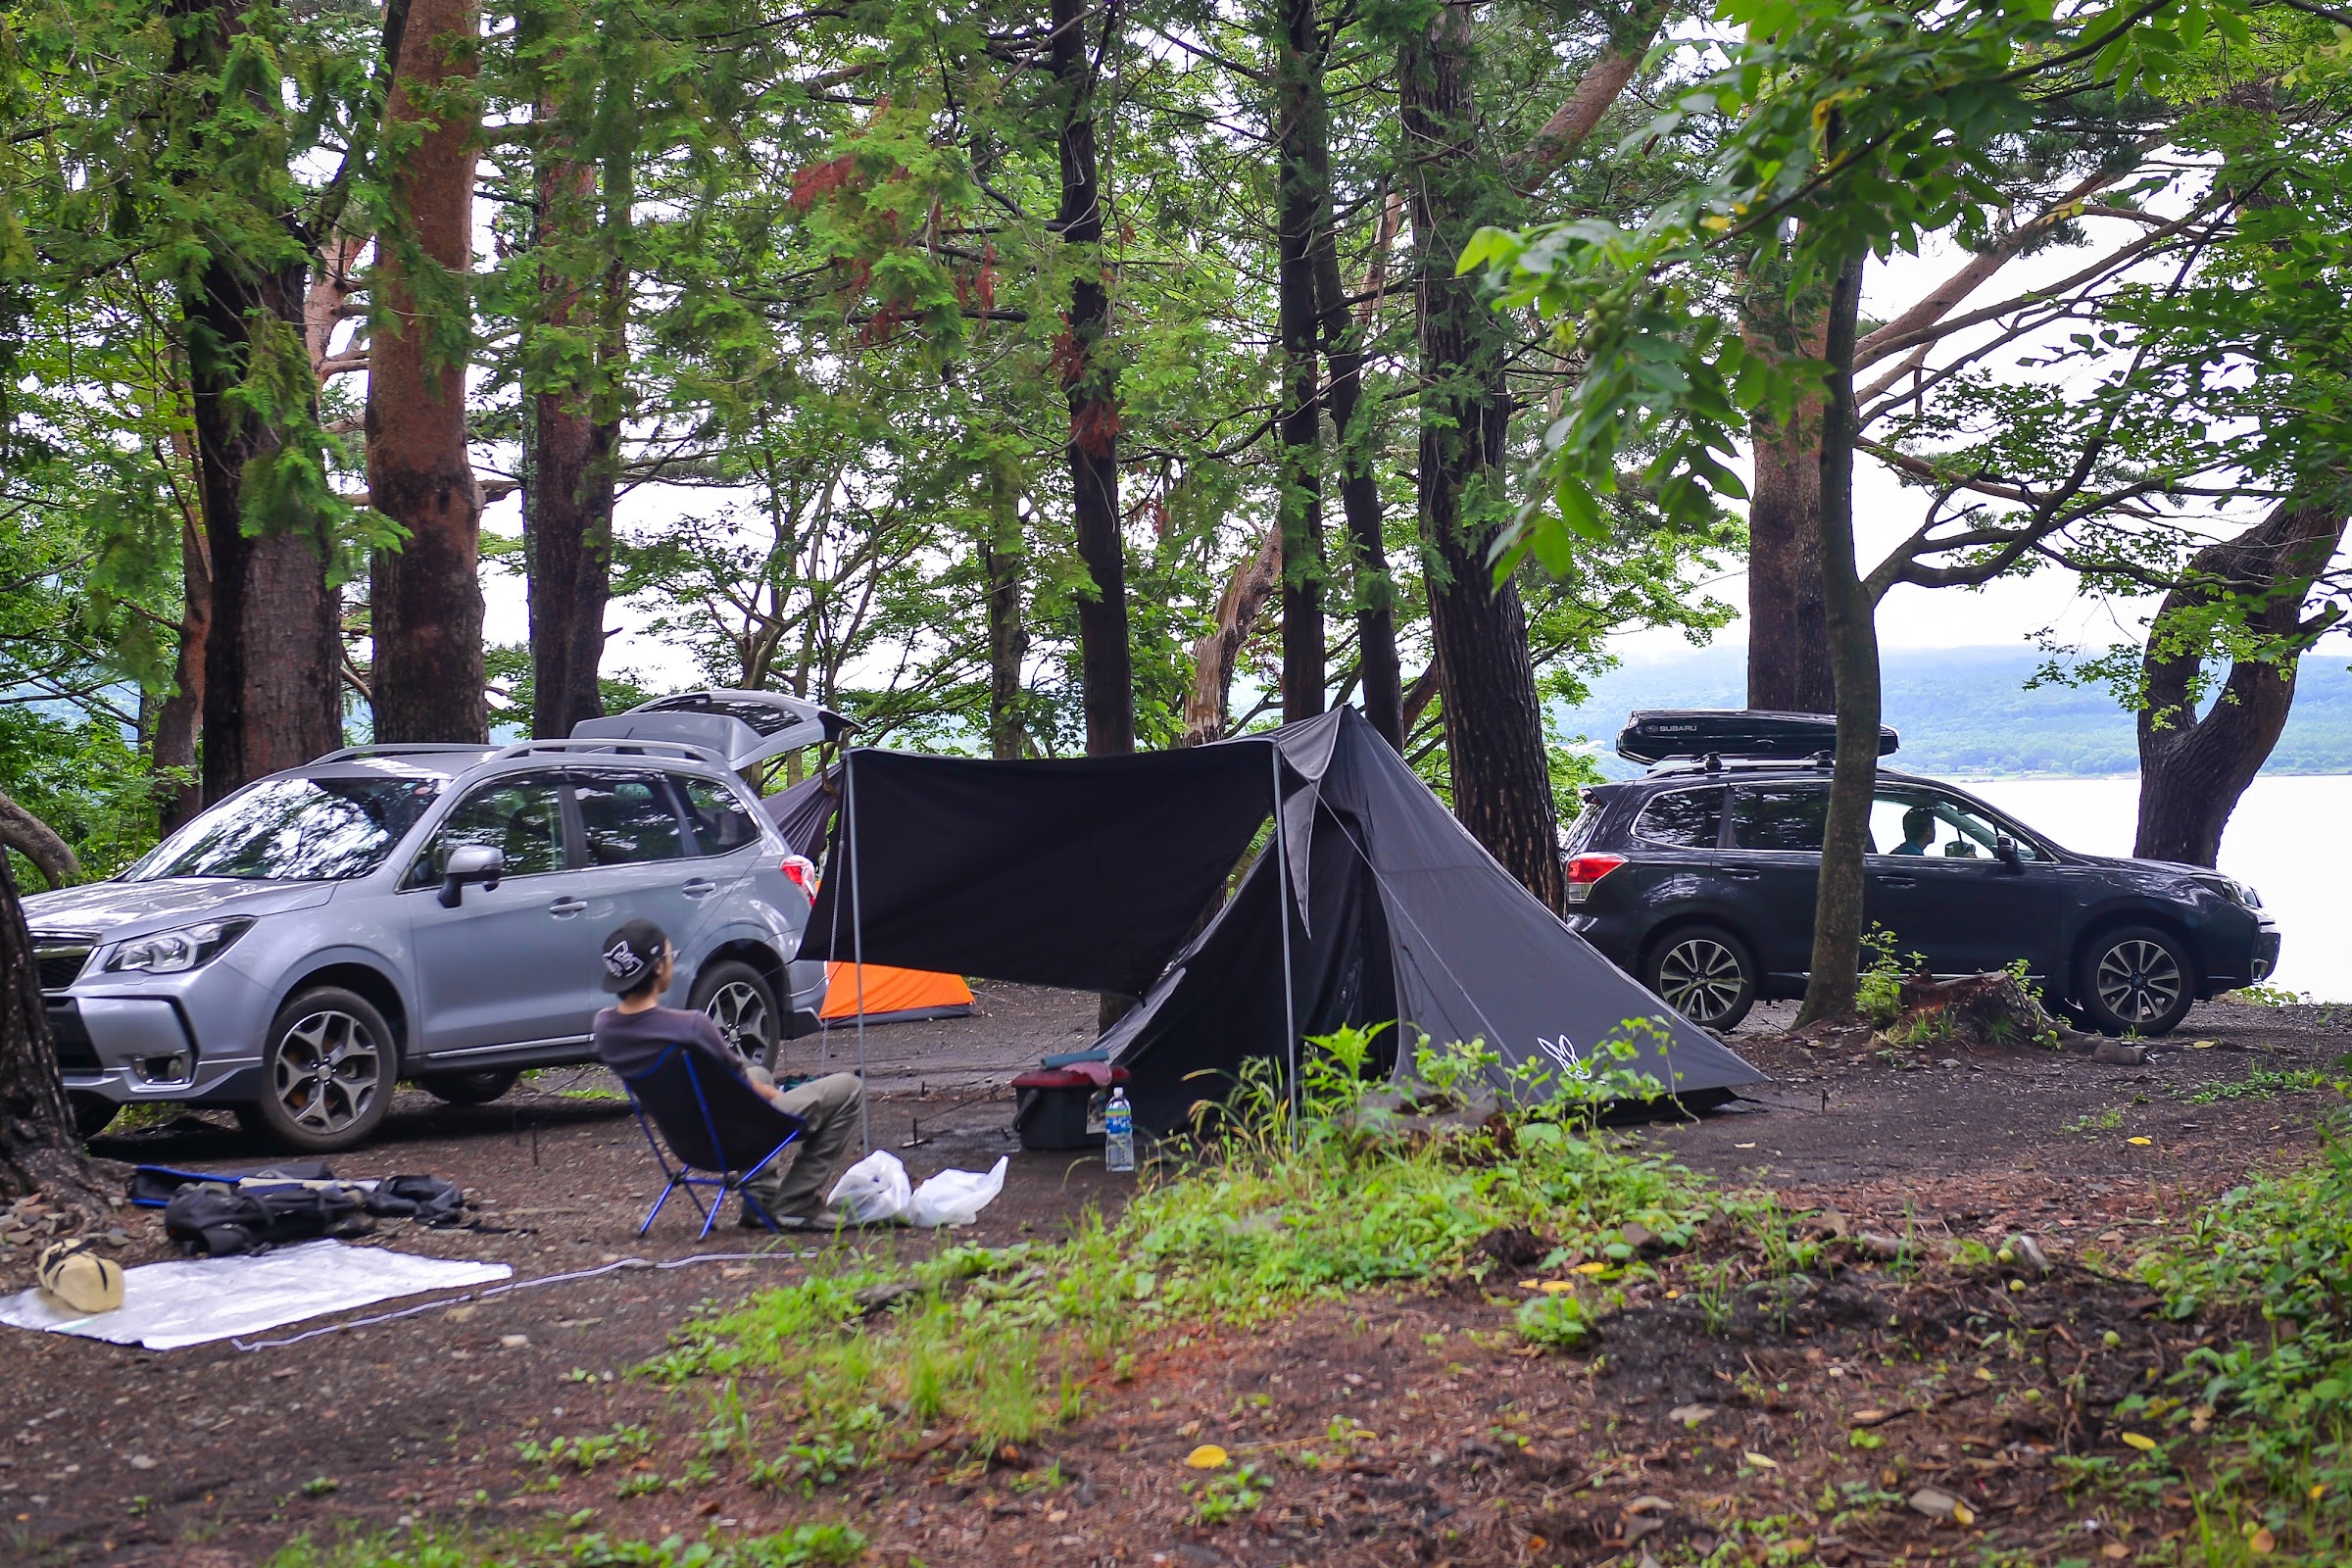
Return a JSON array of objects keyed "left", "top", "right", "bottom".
[
  {"left": 849, "top": 747, "right": 871, "bottom": 1153},
  {"left": 1270, "top": 744, "right": 1299, "bottom": 1143}
]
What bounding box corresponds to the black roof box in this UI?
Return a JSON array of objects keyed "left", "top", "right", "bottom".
[{"left": 1615, "top": 709, "right": 1897, "bottom": 766}]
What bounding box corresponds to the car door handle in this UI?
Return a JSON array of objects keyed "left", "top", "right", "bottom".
[
  {"left": 1873, "top": 874, "right": 1918, "bottom": 889},
  {"left": 548, "top": 898, "right": 589, "bottom": 918},
  {"left": 681, "top": 878, "right": 720, "bottom": 900},
  {"left": 1720, "top": 868, "right": 1761, "bottom": 882}
]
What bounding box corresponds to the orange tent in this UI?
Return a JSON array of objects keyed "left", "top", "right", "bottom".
[{"left": 818, "top": 962, "right": 976, "bottom": 1025}]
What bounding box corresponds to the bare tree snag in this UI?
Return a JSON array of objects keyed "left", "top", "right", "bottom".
[{"left": 1184, "top": 529, "right": 1284, "bottom": 745}]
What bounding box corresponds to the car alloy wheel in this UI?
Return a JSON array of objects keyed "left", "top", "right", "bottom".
[
  {"left": 2093, "top": 938, "right": 2183, "bottom": 1030},
  {"left": 1656, "top": 935, "right": 1748, "bottom": 1027},
  {"left": 704, "top": 979, "right": 774, "bottom": 1067},
  {"left": 270, "top": 1006, "right": 384, "bottom": 1138}
]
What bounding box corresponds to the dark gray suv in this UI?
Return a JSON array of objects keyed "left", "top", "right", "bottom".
[
  {"left": 25, "top": 692, "right": 845, "bottom": 1152},
  {"left": 1563, "top": 711, "right": 2282, "bottom": 1037}
]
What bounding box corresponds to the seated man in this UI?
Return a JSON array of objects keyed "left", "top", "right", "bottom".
[
  {"left": 1891, "top": 806, "right": 1936, "bottom": 856},
  {"left": 592, "top": 919, "right": 863, "bottom": 1230}
]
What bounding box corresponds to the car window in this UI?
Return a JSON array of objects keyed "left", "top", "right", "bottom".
[
  {"left": 1730, "top": 786, "right": 1829, "bottom": 852},
  {"left": 1870, "top": 787, "right": 2048, "bottom": 861},
  {"left": 571, "top": 771, "right": 690, "bottom": 865},
  {"left": 677, "top": 775, "right": 762, "bottom": 858},
  {"left": 1633, "top": 788, "right": 1724, "bottom": 849},
  {"left": 137, "top": 775, "right": 443, "bottom": 882},
  {"left": 404, "top": 774, "right": 568, "bottom": 888}
]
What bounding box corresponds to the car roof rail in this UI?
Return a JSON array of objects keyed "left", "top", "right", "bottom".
[
  {"left": 484, "top": 737, "right": 728, "bottom": 765},
  {"left": 1643, "top": 752, "right": 1837, "bottom": 778},
  {"left": 315, "top": 743, "right": 498, "bottom": 764}
]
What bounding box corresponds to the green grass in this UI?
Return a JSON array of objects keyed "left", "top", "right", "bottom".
[{"left": 649, "top": 1029, "right": 1737, "bottom": 1485}]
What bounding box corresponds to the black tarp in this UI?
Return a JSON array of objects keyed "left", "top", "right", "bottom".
[
  {"left": 802, "top": 708, "right": 1765, "bottom": 1129},
  {"left": 762, "top": 767, "right": 842, "bottom": 860}
]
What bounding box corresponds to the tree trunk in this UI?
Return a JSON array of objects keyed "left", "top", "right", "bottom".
[
  {"left": 153, "top": 468, "right": 212, "bottom": 834},
  {"left": 1316, "top": 192, "right": 1403, "bottom": 751},
  {"left": 1743, "top": 287, "right": 1835, "bottom": 713},
  {"left": 1797, "top": 255, "right": 1874, "bottom": 1025},
  {"left": 1401, "top": 0, "right": 1564, "bottom": 911},
  {"left": 173, "top": 0, "right": 344, "bottom": 801},
  {"left": 184, "top": 254, "right": 344, "bottom": 799},
  {"left": 367, "top": 0, "right": 486, "bottom": 744},
  {"left": 983, "top": 462, "right": 1031, "bottom": 760},
  {"left": 2134, "top": 497, "right": 2350, "bottom": 865},
  {"left": 1275, "top": 0, "right": 1326, "bottom": 725},
  {"left": 0, "top": 856, "right": 104, "bottom": 1207},
  {"left": 524, "top": 152, "right": 617, "bottom": 740},
  {"left": 1053, "top": 0, "right": 1133, "bottom": 757}
]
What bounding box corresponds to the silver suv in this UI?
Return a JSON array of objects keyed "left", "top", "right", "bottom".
[{"left": 24, "top": 692, "right": 844, "bottom": 1152}]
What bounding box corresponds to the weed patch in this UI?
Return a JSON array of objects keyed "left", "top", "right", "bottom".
[{"left": 653, "top": 1027, "right": 1737, "bottom": 1490}]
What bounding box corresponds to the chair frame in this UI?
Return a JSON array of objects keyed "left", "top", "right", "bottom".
[{"left": 620, "top": 1046, "right": 803, "bottom": 1239}]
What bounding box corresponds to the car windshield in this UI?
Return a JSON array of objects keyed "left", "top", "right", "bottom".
[{"left": 130, "top": 776, "right": 444, "bottom": 882}]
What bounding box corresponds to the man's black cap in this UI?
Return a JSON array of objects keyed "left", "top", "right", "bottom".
[{"left": 600, "top": 919, "right": 670, "bottom": 994}]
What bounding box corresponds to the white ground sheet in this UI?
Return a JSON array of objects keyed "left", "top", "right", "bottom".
[{"left": 0, "top": 1239, "right": 511, "bottom": 1350}]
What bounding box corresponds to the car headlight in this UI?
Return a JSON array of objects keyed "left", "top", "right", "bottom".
[
  {"left": 2197, "top": 877, "right": 2262, "bottom": 910},
  {"left": 104, "top": 917, "right": 254, "bottom": 974}
]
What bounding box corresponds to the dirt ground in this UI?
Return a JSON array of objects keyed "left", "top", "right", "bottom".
[{"left": 4, "top": 985, "right": 2345, "bottom": 1565}]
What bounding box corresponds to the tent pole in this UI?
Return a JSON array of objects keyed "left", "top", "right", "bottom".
[
  {"left": 1270, "top": 744, "right": 1299, "bottom": 1141},
  {"left": 848, "top": 748, "right": 871, "bottom": 1153}
]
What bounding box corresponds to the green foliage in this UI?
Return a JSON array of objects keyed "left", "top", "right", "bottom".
[
  {"left": 1513, "top": 1290, "right": 1594, "bottom": 1349},
  {"left": 1185, "top": 1463, "right": 1269, "bottom": 1525},
  {"left": 1854, "top": 926, "right": 1918, "bottom": 1028},
  {"left": 2136, "top": 1117, "right": 2352, "bottom": 1558}
]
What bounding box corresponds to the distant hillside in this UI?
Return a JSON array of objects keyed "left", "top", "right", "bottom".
[{"left": 1558, "top": 645, "right": 2352, "bottom": 779}]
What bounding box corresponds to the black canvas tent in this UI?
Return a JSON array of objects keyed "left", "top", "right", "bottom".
[{"left": 803, "top": 707, "right": 1763, "bottom": 1131}]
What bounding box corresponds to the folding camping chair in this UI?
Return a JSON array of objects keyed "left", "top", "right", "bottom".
[{"left": 619, "top": 1046, "right": 807, "bottom": 1238}]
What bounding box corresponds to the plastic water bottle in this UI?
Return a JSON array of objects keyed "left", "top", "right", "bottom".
[{"left": 1103, "top": 1088, "right": 1135, "bottom": 1172}]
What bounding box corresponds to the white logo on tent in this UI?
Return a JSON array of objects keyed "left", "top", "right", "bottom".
[{"left": 1536, "top": 1034, "right": 1593, "bottom": 1078}]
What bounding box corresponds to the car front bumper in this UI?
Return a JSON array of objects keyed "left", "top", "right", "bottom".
[{"left": 51, "top": 961, "right": 275, "bottom": 1107}]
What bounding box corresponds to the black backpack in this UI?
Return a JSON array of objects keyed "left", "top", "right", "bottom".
[{"left": 163, "top": 1182, "right": 373, "bottom": 1257}]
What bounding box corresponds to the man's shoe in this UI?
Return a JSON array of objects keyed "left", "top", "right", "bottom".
[{"left": 770, "top": 1206, "right": 851, "bottom": 1231}]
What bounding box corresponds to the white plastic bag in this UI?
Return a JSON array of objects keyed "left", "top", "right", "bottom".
[
  {"left": 826, "top": 1150, "right": 911, "bottom": 1224},
  {"left": 906, "top": 1156, "right": 1008, "bottom": 1228}
]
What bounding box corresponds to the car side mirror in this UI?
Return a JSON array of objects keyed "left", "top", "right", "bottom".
[
  {"left": 438, "top": 844, "right": 506, "bottom": 907},
  {"left": 1995, "top": 834, "right": 2023, "bottom": 870}
]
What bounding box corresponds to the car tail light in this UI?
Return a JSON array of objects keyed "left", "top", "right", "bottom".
[
  {"left": 1564, "top": 853, "right": 1626, "bottom": 905},
  {"left": 780, "top": 856, "right": 819, "bottom": 904}
]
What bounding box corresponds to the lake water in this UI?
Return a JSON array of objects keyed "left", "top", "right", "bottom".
[{"left": 1959, "top": 774, "right": 2349, "bottom": 1002}]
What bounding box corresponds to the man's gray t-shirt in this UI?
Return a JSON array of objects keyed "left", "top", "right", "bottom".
[{"left": 592, "top": 1004, "right": 744, "bottom": 1085}]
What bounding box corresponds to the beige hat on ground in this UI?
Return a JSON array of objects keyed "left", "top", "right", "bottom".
[{"left": 36, "top": 1239, "right": 124, "bottom": 1315}]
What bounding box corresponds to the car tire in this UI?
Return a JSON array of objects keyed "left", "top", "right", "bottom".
[
  {"left": 417, "top": 1068, "right": 521, "bottom": 1106},
  {"left": 70, "top": 1094, "right": 119, "bottom": 1141},
  {"left": 691, "top": 959, "right": 780, "bottom": 1072},
  {"left": 1644, "top": 924, "right": 1758, "bottom": 1033},
  {"left": 236, "top": 985, "right": 397, "bottom": 1152},
  {"left": 2075, "top": 925, "right": 2196, "bottom": 1038}
]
